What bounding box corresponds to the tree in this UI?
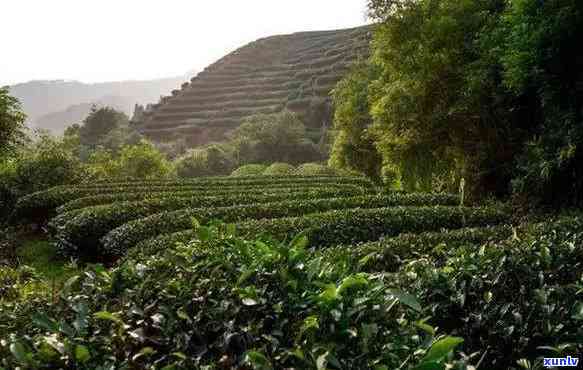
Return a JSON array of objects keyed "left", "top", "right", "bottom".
[
  {"left": 79, "top": 106, "right": 129, "bottom": 149},
  {"left": 231, "top": 110, "right": 322, "bottom": 164},
  {"left": 500, "top": 0, "right": 583, "bottom": 206},
  {"left": 329, "top": 63, "right": 383, "bottom": 181},
  {"left": 0, "top": 87, "right": 27, "bottom": 156},
  {"left": 117, "top": 140, "right": 172, "bottom": 179}
]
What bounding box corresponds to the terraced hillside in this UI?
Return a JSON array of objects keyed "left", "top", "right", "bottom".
[{"left": 132, "top": 26, "right": 372, "bottom": 146}]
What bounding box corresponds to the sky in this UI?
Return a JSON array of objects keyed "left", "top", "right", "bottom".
[{"left": 1, "top": 0, "right": 369, "bottom": 86}]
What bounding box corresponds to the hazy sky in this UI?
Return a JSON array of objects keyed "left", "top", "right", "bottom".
[{"left": 1, "top": 0, "right": 368, "bottom": 86}]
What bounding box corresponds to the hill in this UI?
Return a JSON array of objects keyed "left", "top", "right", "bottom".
[
  {"left": 133, "top": 26, "right": 372, "bottom": 146},
  {"left": 8, "top": 75, "right": 193, "bottom": 133},
  {"left": 33, "top": 96, "right": 134, "bottom": 135}
]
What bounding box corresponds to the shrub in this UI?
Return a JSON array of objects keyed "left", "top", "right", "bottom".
[
  {"left": 320, "top": 225, "right": 514, "bottom": 273},
  {"left": 55, "top": 182, "right": 365, "bottom": 214},
  {"left": 116, "top": 140, "right": 173, "bottom": 179},
  {"left": 53, "top": 188, "right": 366, "bottom": 257},
  {"left": 174, "top": 149, "right": 208, "bottom": 178},
  {"left": 230, "top": 164, "right": 267, "bottom": 177},
  {"left": 295, "top": 163, "right": 338, "bottom": 176},
  {"left": 0, "top": 225, "right": 467, "bottom": 369},
  {"left": 103, "top": 193, "right": 460, "bottom": 256},
  {"left": 13, "top": 176, "right": 373, "bottom": 223},
  {"left": 138, "top": 205, "right": 509, "bottom": 257},
  {"left": 262, "top": 163, "right": 295, "bottom": 176}
]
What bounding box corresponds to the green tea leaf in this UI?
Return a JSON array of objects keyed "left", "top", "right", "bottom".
[
  {"left": 75, "top": 344, "right": 91, "bottom": 363},
  {"left": 422, "top": 336, "right": 464, "bottom": 363}
]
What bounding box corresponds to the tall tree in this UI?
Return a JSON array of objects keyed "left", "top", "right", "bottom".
[
  {"left": 79, "top": 106, "right": 129, "bottom": 149},
  {"left": 0, "top": 87, "right": 27, "bottom": 156}
]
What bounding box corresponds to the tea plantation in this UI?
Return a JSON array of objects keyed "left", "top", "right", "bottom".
[{"left": 1, "top": 175, "right": 582, "bottom": 369}]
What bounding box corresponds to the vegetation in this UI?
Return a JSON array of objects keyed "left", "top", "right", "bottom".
[
  {"left": 332, "top": 0, "right": 583, "bottom": 206},
  {"left": 262, "top": 162, "right": 295, "bottom": 176},
  {"left": 0, "top": 86, "right": 27, "bottom": 156},
  {"left": 231, "top": 164, "right": 267, "bottom": 177},
  {"left": 1, "top": 2, "right": 582, "bottom": 368}
]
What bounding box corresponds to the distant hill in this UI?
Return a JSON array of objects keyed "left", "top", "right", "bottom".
[
  {"left": 8, "top": 74, "right": 194, "bottom": 134},
  {"left": 33, "top": 96, "right": 134, "bottom": 135},
  {"left": 134, "top": 26, "right": 372, "bottom": 147}
]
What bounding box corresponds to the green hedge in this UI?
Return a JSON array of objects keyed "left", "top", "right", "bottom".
[
  {"left": 53, "top": 188, "right": 365, "bottom": 257},
  {"left": 49, "top": 187, "right": 365, "bottom": 234},
  {"left": 319, "top": 225, "right": 514, "bottom": 273},
  {"left": 81, "top": 175, "right": 371, "bottom": 188},
  {"left": 230, "top": 164, "right": 268, "bottom": 177},
  {"left": 136, "top": 205, "right": 509, "bottom": 257},
  {"left": 55, "top": 183, "right": 365, "bottom": 214},
  {"left": 13, "top": 177, "right": 373, "bottom": 223},
  {"left": 263, "top": 163, "right": 296, "bottom": 176},
  {"left": 295, "top": 163, "right": 338, "bottom": 176},
  {"left": 103, "top": 193, "right": 460, "bottom": 256}
]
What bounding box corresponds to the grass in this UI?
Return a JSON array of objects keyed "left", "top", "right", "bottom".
[
  {"left": 16, "top": 238, "right": 79, "bottom": 283},
  {"left": 0, "top": 235, "right": 81, "bottom": 303}
]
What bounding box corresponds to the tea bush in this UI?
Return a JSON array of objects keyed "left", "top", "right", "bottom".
[
  {"left": 0, "top": 225, "right": 468, "bottom": 369},
  {"left": 53, "top": 188, "right": 369, "bottom": 257},
  {"left": 262, "top": 162, "right": 295, "bottom": 176},
  {"left": 295, "top": 163, "right": 338, "bottom": 176},
  {"left": 103, "top": 193, "right": 460, "bottom": 256},
  {"left": 137, "top": 205, "right": 509, "bottom": 257},
  {"left": 13, "top": 176, "right": 372, "bottom": 223},
  {"left": 230, "top": 164, "right": 268, "bottom": 177},
  {"left": 55, "top": 183, "right": 365, "bottom": 213}
]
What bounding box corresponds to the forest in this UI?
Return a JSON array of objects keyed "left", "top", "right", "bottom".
[{"left": 0, "top": 0, "right": 582, "bottom": 369}]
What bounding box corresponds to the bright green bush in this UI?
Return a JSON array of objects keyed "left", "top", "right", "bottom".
[
  {"left": 295, "top": 163, "right": 338, "bottom": 176},
  {"left": 104, "top": 193, "right": 460, "bottom": 256},
  {"left": 262, "top": 162, "right": 296, "bottom": 176},
  {"left": 116, "top": 140, "right": 173, "bottom": 179},
  {"left": 230, "top": 164, "right": 267, "bottom": 177}
]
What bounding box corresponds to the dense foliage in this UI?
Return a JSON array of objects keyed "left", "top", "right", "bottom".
[
  {"left": 332, "top": 0, "right": 583, "bottom": 206},
  {"left": 0, "top": 86, "right": 27, "bottom": 156},
  {"left": 2, "top": 216, "right": 581, "bottom": 368}
]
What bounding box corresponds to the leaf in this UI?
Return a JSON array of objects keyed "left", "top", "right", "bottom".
[
  {"left": 300, "top": 315, "right": 320, "bottom": 337},
  {"left": 10, "top": 341, "right": 29, "bottom": 364},
  {"left": 422, "top": 336, "right": 464, "bottom": 363},
  {"left": 318, "top": 283, "right": 339, "bottom": 303},
  {"left": 172, "top": 351, "right": 187, "bottom": 360},
  {"left": 132, "top": 347, "right": 156, "bottom": 361},
  {"left": 338, "top": 274, "right": 369, "bottom": 295},
  {"left": 62, "top": 275, "right": 80, "bottom": 294},
  {"left": 198, "top": 226, "right": 211, "bottom": 241},
  {"left": 93, "top": 311, "right": 123, "bottom": 325},
  {"left": 414, "top": 320, "right": 436, "bottom": 336},
  {"left": 289, "top": 232, "right": 309, "bottom": 250},
  {"left": 242, "top": 298, "right": 258, "bottom": 306},
  {"left": 316, "top": 352, "right": 329, "bottom": 370},
  {"left": 32, "top": 313, "right": 59, "bottom": 333},
  {"left": 387, "top": 289, "right": 422, "bottom": 312},
  {"left": 237, "top": 269, "right": 255, "bottom": 285},
  {"left": 75, "top": 344, "right": 91, "bottom": 363},
  {"left": 245, "top": 350, "right": 273, "bottom": 370}
]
